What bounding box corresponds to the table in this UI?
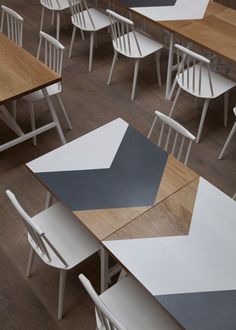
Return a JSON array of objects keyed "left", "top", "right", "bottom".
[
  {"left": 26, "top": 118, "right": 236, "bottom": 328},
  {"left": 115, "top": 1, "right": 236, "bottom": 99},
  {"left": 104, "top": 177, "right": 236, "bottom": 329},
  {"left": 0, "top": 33, "right": 66, "bottom": 151},
  {"left": 27, "top": 117, "right": 198, "bottom": 240}
]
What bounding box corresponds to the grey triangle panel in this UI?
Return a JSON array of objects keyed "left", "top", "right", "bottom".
[
  {"left": 36, "top": 126, "right": 168, "bottom": 211},
  {"left": 118, "top": 0, "right": 177, "bottom": 8},
  {"left": 156, "top": 290, "right": 236, "bottom": 330}
]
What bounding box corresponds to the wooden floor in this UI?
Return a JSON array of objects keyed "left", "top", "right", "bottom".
[{"left": 0, "top": 0, "right": 235, "bottom": 329}]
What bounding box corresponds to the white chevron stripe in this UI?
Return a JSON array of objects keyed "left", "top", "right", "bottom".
[
  {"left": 27, "top": 118, "right": 128, "bottom": 173},
  {"left": 104, "top": 178, "right": 236, "bottom": 296},
  {"left": 132, "top": 0, "right": 209, "bottom": 21}
]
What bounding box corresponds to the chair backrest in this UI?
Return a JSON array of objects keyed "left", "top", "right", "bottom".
[
  {"left": 41, "top": 0, "right": 61, "bottom": 9},
  {"left": 0, "top": 5, "right": 24, "bottom": 46},
  {"left": 5, "top": 190, "right": 68, "bottom": 267},
  {"left": 79, "top": 274, "right": 127, "bottom": 330},
  {"left": 174, "top": 44, "right": 214, "bottom": 97},
  {"left": 148, "top": 111, "right": 196, "bottom": 165},
  {"left": 69, "top": 0, "right": 95, "bottom": 29},
  {"left": 106, "top": 9, "right": 142, "bottom": 56},
  {"left": 37, "top": 31, "right": 64, "bottom": 75}
]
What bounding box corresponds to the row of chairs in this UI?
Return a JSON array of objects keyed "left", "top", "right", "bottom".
[{"left": 1, "top": 4, "right": 235, "bottom": 157}]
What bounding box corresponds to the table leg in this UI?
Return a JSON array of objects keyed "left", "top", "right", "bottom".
[
  {"left": 42, "top": 88, "right": 66, "bottom": 145},
  {"left": 0, "top": 105, "right": 24, "bottom": 136},
  {"left": 165, "top": 32, "right": 174, "bottom": 100}
]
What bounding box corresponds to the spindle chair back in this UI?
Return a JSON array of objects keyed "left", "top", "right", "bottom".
[
  {"left": 107, "top": 9, "right": 141, "bottom": 57},
  {"left": 148, "top": 111, "right": 196, "bottom": 165},
  {"left": 79, "top": 274, "right": 127, "bottom": 330},
  {"left": 0, "top": 5, "right": 23, "bottom": 46},
  {"left": 6, "top": 189, "right": 68, "bottom": 267}
]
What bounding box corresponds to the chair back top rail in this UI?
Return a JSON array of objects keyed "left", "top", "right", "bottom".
[
  {"left": 69, "top": 0, "right": 95, "bottom": 29},
  {"left": 148, "top": 110, "right": 195, "bottom": 165},
  {"left": 41, "top": 0, "right": 61, "bottom": 9},
  {"left": 0, "top": 5, "right": 24, "bottom": 46},
  {"left": 175, "top": 44, "right": 214, "bottom": 97},
  {"left": 106, "top": 9, "right": 142, "bottom": 57},
  {"left": 79, "top": 274, "right": 127, "bottom": 330},
  {"left": 5, "top": 190, "right": 68, "bottom": 267},
  {"left": 37, "top": 31, "right": 64, "bottom": 75}
]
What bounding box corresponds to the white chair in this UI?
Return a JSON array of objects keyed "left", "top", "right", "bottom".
[
  {"left": 79, "top": 274, "right": 181, "bottom": 330},
  {"left": 148, "top": 110, "right": 196, "bottom": 165},
  {"left": 106, "top": 10, "right": 163, "bottom": 101},
  {"left": 6, "top": 190, "right": 101, "bottom": 320},
  {"left": 0, "top": 5, "right": 23, "bottom": 46},
  {"left": 40, "top": 0, "right": 70, "bottom": 40},
  {"left": 23, "top": 31, "right": 72, "bottom": 146},
  {"left": 68, "top": 0, "right": 110, "bottom": 72},
  {"left": 169, "top": 44, "right": 236, "bottom": 143},
  {"left": 219, "top": 107, "right": 236, "bottom": 159},
  {"left": 1, "top": 5, "right": 24, "bottom": 119}
]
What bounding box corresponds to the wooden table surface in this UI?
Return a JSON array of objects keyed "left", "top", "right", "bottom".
[
  {"left": 117, "top": 1, "right": 236, "bottom": 63},
  {"left": 75, "top": 154, "right": 198, "bottom": 240},
  {"left": 0, "top": 33, "right": 61, "bottom": 104},
  {"left": 104, "top": 177, "right": 236, "bottom": 329},
  {"left": 27, "top": 118, "right": 198, "bottom": 240}
]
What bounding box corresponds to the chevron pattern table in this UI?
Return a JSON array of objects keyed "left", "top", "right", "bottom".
[
  {"left": 26, "top": 119, "right": 236, "bottom": 328},
  {"left": 104, "top": 177, "right": 236, "bottom": 329},
  {"left": 27, "top": 118, "right": 198, "bottom": 240}
]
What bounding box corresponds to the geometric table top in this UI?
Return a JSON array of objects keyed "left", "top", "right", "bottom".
[
  {"left": 104, "top": 177, "right": 236, "bottom": 329},
  {"left": 27, "top": 118, "right": 198, "bottom": 240}
]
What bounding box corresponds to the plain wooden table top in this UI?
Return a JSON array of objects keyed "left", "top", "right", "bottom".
[{"left": 0, "top": 33, "right": 61, "bottom": 105}]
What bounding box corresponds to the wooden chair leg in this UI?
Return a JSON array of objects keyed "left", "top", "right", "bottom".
[
  {"left": 155, "top": 52, "right": 162, "bottom": 87},
  {"left": 45, "top": 191, "right": 53, "bottom": 209},
  {"left": 89, "top": 32, "right": 95, "bottom": 72},
  {"left": 107, "top": 51, "right": 118, "bottom": 86},
  {"left": 55, "top": 94, "right": 72, "bottom": 130},
  {"left": 26, "top": 246, "right": 35, "bottom": 278},
  {"left": 100, "top": 247, "right": 108, "bottom": 293},
  {"left": 196, "top": 98, "right": 210, "bottom": 143},
  {"left": 224, "top": 91, "right": 229, "bottom": 127},
  {"left": 169, "top": 86, "right": 181, "bottom": 117},
  {"left": 69, "top": 25, "right": 77, "bottom": 58},
  {"left": 40, "top": 6, "right": 45, "bottom": 32},
  {"left": 56, "top": 12, "right": 60, "bottom": 41},
  {"left": 58, "top": 269, "right": 67, "bottom": 320},
  {"left": 219, "top": 121, "right": 236, "bottom": 159},
  {"left": 12, "top": 100, "right": 17, "bottom": 120},
  {"left": 51, "top": 10, "right": 55, "bottom": 25},
  {"left": 29, "top": 103, "right": 37, "bottom": 146},
  {"left": 131, "top": 59, "right": 140, "bottom": 101}
]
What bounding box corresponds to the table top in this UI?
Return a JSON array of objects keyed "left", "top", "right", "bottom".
[
  {"left": 27, "top": 118, "right": 198, "bottom": 240},
  {"left": 117, "top": 1, "right": 236, "bottom": 63},
  {"left": 0, "top": 33, "right": 61, "bottom": 104},
  {"left": 104, "top": 177, "right": 236, "bottom": 329}
]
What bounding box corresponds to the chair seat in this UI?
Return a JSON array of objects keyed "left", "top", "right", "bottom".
[
  {"left": 177, "top": 65, "right": 236, "bottom": 98},
  {"left": 41, "top": 0, "right": 70, "bottom": 10},
  {"left": 71, "top": 8, "right": 110, "bottom": 32},
  {"left": 112, "top": 31, "right": 163, "bottom": 59},
  {"left": 29, "top": 202, "right": 100, "bottom": 269},
  {"left": 99, "top": 276, "right": 181, "bottom": 330},
  {"left": 23, "top": 83, "right": 62, "bottom": 102}
]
